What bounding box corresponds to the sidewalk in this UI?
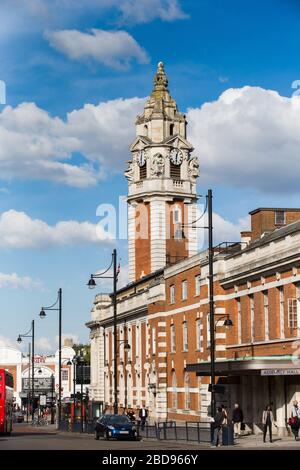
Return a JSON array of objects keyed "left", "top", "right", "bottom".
[{"left": 230, "top": 433, "right": 300, "bottom": 449}]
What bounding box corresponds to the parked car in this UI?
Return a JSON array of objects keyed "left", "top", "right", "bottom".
[
  {"left": 94, "top": 414, "right": 137, "bottom": 440},
  {"left": 13, "top": 411, "right": 24, "bottom": 423}
]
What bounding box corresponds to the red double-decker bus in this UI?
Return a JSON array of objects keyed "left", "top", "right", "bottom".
[{"left": 0, "top": 369, "right": 14, "bottom": 434}]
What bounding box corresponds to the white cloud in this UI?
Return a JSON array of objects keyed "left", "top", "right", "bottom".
[
  {"left": 212, "top": 213, "right": 250, "bottom": 244},
  {"left": 35, "top": 337, "right": 53, "bottom": 352},
  {"left": 187, "top": 86, "right": 300, "bottom": 193},
  {"left": 0, "top": 98, "right": 144, "bottom": 187},
  {"left": 0, "top": 1, "right": 187, "bottom": 36},
  {"left": 114, "top": 0, "right": 188, "bottom": 24},
  {"left": 0, "top": 272, "right": 41, "bottom": 290},
  {"left": 3, "top": 85, "right": 300, "bottom": 194},
  {"left": 0, "top": 335, "right": 21, "bottom": 349},
  {"left": 0, "top": 210, "right": 112, "bottom": 249},
  {"left": 45, "top": 29, "right": 149, "bottom": 70}
]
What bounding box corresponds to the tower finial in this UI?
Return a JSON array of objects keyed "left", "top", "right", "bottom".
[{"left": 153, "top": 61, "right": 168, "bottom": 92}]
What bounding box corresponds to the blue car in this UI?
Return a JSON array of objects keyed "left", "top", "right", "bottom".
[{"left": 94, "top": 414, "right": 137, "bottom": 440}]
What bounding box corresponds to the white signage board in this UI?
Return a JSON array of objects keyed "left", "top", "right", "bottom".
[
  {"left": 39, "top": 395, "right": 47, "bottom": 406},
  {"left": 261, "top": 369, "right": 300, "bottom": 376}
]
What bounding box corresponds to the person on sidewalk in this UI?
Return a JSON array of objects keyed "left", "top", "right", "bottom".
[
  {"left": 126, "top": 408, "right": 136, "bottom": 423},
  {"left": 262, "top": 405, "right": 277, "bottom": 443},
  {"left": 221, "top": 404, "right": 228, "bottom": 425},
  {"left": 211, "top": 406, "right": 224, "bottom": 447},
  {"left": 139, "top": 406, "right": 148, "bottom": 431},
  {"left": 289, "top": 400, "right": 300, "bottom": 441},
  {"left": 232, "top": 403, "right": 244, "bottom": 438}
]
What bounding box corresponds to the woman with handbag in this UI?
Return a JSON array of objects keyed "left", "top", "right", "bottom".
[{"left": 289, "top": 400, "right": 300, "bottom": 441}]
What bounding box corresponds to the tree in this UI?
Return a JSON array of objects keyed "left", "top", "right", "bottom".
[{"left": 73, "top": 343, "right": 91, "bottom": 364}]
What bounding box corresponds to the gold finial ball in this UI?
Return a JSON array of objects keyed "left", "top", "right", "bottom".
[{"left": 157, "top": 61, "right": 164, "bottom": 71}]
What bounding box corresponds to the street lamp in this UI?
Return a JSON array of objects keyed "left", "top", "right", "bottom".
[
  {"left": 214, "top": 316, "right": 233, "bottom": 331},
  {"left": 87, "top": 249, "right": 119, "bottom": 414},
  {"left": 39, "top": 288, "right": 62, "bottom": 426},
  {"left": 17, "top": 320, "right": 35, "bottom": 421}
]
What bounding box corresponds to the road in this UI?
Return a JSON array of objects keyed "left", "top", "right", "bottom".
[
  {"left": 0, "top": 423, "right": 203, "bottom": 450},
  {"left": 1, "top": 424, "right": 300, "bottom": 450}
]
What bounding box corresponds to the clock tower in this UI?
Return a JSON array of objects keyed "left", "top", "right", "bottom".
[{"left": 125, "top": 62, "right": 199, "bottom": 281}]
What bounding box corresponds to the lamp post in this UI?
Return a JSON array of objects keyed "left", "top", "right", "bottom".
[
  {"left": 207, "top": 189, "right": 216, "bottom": 418},
  {"left": 50, "top": 374, "right": 55, "bottom": 424},
  {"left": 27, "top": 343, "right": 31, "bottom": 423},
  {"left": 17, "top": 320, "right": 35, "bottom": 421},
  {"left": 87, "top": 249, "right": 119, "bottom": 414},
  {"left": 39, "top": 288, "right": 62, "bottom": 425}
]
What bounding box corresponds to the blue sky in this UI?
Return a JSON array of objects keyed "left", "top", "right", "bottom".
[{"left": 1, "top": 0, "right": 300, "bottom": 352}]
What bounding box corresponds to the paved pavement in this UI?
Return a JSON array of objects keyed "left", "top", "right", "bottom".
[{"left": 1, "top": 424, "right": 300, "bottom": 450}]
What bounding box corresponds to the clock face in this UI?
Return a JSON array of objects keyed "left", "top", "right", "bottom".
[
  {"left": 170, "top": 148, "right": 183, "bottom": 165},
  {"left": 137, "top": 150, "right": 146, "bottom": 167}
]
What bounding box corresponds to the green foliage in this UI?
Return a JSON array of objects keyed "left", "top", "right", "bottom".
[{"left": 73, "top": 343, "right": 91, "bottom": 364}]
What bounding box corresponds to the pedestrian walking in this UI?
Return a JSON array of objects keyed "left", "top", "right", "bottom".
[
  {"left": 221, "top": 404, "right": 228, "bottom": 425},
  {"left": 139, "top": 405, "right": 148, "bottom": 431},
  {"left": 288, "top": 400, "right": 300, "bottom": 441},
  {"left": 211, "top": 406, "right": 224, "bottom": 447},
  {"left": 262, "top": 405, "right": 277, "bottom": 443},
  {"left": 126, "top": 408, "right": 136, "bottom": 423},
  {"left": 232, "top": 403, "right": 244, "bottom": 438}
]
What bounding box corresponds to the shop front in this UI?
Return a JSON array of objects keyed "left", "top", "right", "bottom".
[{"left": 187, "top": 356, "right": 300, "bottom": 436}]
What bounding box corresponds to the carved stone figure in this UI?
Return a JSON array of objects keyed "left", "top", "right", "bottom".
[
  {"left": 188, "top": 156, "right": 199, "bottom": 181},
  {"left": 151, "top": 153, "right": 165, "bottom": 177},
  {"left": 124, "top": 161, "right": 134, "bottom": 182}
]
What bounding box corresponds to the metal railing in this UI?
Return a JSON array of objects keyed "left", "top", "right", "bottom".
[{"left": 59, "top": 419, "right": 211, "bottom": 443}]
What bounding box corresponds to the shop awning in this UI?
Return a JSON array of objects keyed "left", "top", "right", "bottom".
[{"left": 186, "top": 356, "right": 300, "bottom": 376}]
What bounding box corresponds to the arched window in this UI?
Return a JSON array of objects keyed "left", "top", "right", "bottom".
[
  {"left": 172, "top": 371, "right": 177, "bottom": 409},
  {"left": 170, "top": 123, "right": 174, "bottom": 136},
  {"left": 184, "top": 371, "right": 190, "bottom": 410},
  {"left": 172, "top": 205, "right": 183, "bottom": 240}
]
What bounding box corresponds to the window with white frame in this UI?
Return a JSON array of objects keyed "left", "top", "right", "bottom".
[
  {"left": 263, "top": 291, "right": 269, "bottom": 340},
  {"left": 237, "top": 298, "right": 241, "bottom": 344},
  {"left": 198, "top": 376, "right": 201, "bottom": 411},
  {"left": 170, "top": 323, "right": 176, "bottom": 353},
  {"left": 184, "top": 372, "right": 190, "bottom": 410},
  {"left": 249, "top": 295, "right": 254, "bottom": 342},
  {"left": 196, "top": 319, "right": 201, "bottom": 350},
  {"left": 207, "top": 314, "right": 211, "bottom": 349},
  {"left": 170, "top": 285, "right": 175, "bottom": 304},
  {"left": 195, "top": 275, "right": 201, "bottom": 296},
  {"left": 62, "top": 369, "right": 68, "bottom": 381},
  {"left": 152, "top": 327, "right": 156, "bottom": 354},
  {"left": 181, "top": 280, "right": 188, "bottom": 300},
  {"left": 105, "top": 333, "right": 109, "bottom": 364},
  {"left": 182, "top": 321, "right": 188, "bottom": 351},
  {"left": 279, "top": 287, "right": 285, "bottom": 339},
  {"left": 172, "top": 371, "right": 177, "bottom": 409},
  {"left": 275, "top": 210, "right": 285, "bottom": 225},
  {"left": 288, "top": 298, "right": 298, "bottom": 329},
  {"left": 135, "top": 324, "right": 140, "bottom": 358},
  {"left": 173, "top": 205, "right": 183, "bottom": 240}
]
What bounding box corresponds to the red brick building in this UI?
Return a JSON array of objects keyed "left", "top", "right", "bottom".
[{"left": 87, "top": 63, "right": 300, "bottom": 435}]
